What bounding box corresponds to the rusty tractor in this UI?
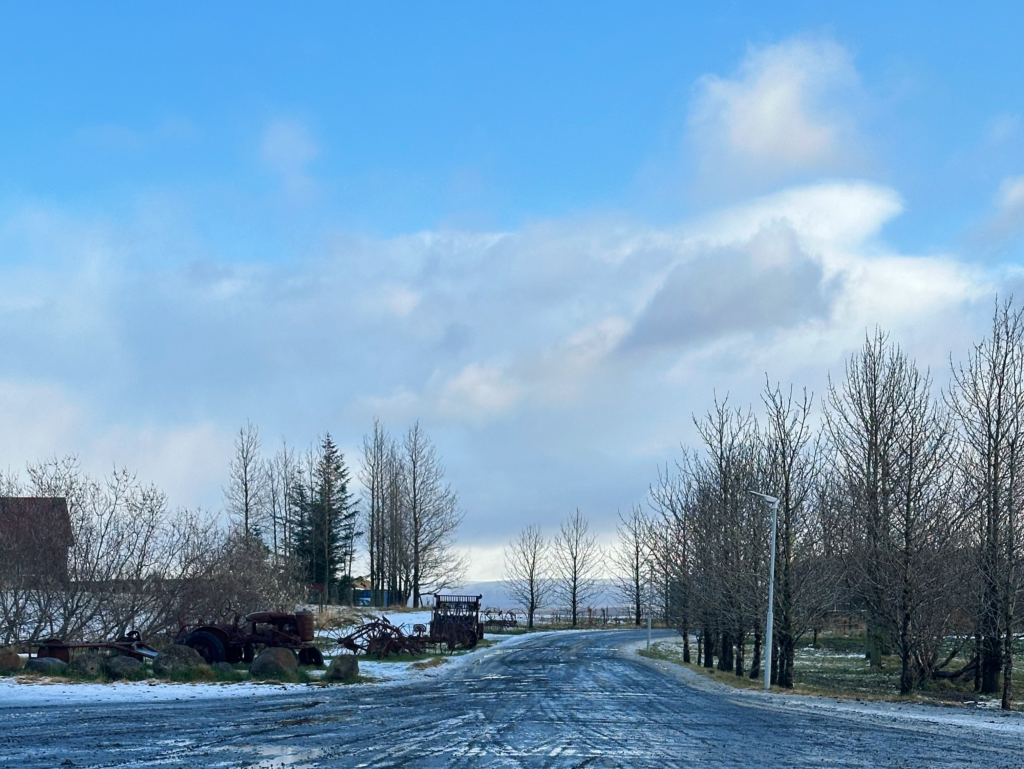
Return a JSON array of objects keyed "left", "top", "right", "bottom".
[{"left": 177, "top": 610, "right": 323, "bottom": 666}]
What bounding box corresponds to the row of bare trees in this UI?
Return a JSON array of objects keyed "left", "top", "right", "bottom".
[
  {"left": 361, "top": 420, "right": 466, "bottom": 607},
  {"left": 626, "top": 304, "right": 1024, "bottom": 708},
  {"left": 504, "top": 509, "right": 605, "bottom": 628}
]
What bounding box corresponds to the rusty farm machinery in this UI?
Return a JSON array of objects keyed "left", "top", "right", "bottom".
[
  {"left": 176, "top": 610, "right": 324, "bottom": 666},
  {"left": 36, "top": 630, "right": 159, "bottom": 664},
  {"left": 337, "top": 593, "right": 485, "bottom": 658}
]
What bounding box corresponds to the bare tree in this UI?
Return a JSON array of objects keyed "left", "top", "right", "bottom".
[
  {"left": 552, "top": 508, "right": 603, "bottom": 626},
  {"left": 760, "top": 380, "right": 828, "bottom": 688},
  {"left": 649, "top": 462, "right": 694, "bottom": 661},
  {"left": 362, "top": 418, "right": 402, "bottom": 606},
  {"left": 224, "top": 420, "right": 267, "bottom": 541},
  {"left": 265, "top": 437, "right": 297, "bottom": 566},
  {"left": 824, "top": 329, "right": 907, "bottom": 669},
  {"left": 504, "top": 524, "right": 550, "bottom": 629},
  {"left": 692, "top": 396, "right": 762, "bottom": 677},
  {"left": 613, "top": 506, "right": 651, "bottom": 626},
  {"left": 949, "top": 300, "right": 1024, "bottom": 708},
  {"left": 404, "top": 422, "right": 466, "bottom": 606}
]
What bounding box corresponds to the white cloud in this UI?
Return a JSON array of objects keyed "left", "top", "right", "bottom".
[
  {"left": 437, "top": 363, "right": 523, "bottom": 421},
  {"left": 970, "top": 175, "right": 1024, "bottom": 250},
  {"left": 259, "top": 119, "right": 320, "bottom": 194},
  {"left": 384, "top": 285, "right": 421, "bottom": 317},
  {"left": 998, "top": 176, "right": 1024, "bottom": 211},
  {"left": 690, "top": 37, "right": 863, "bottom": 190}
]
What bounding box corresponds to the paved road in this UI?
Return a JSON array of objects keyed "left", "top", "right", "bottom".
[{"left": 3, "top": 630, "right": 1024, "bottom": 768}]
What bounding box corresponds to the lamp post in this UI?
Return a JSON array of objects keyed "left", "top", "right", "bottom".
[{"left": 749, "top": 490, "right": 779, "bottom": 692}]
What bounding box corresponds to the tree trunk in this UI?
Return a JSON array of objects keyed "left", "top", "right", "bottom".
[
  {"left": 899, "top": 608, "right": 914, "bottom": 695},
  {"left": 734, "top": 629, "right": 744, "bottom": 677},
  {"left": 719, "top": 630, "right": 733, "bottom": 672},
  {"left": 770, "top": 633, "right": 779, "bottom": 685},
  {"left": 750, "top": 629, "right": 762, "bottom": 680},
  {"left": 974, "top": 630, "right": 982, "bottom": 693},
  {"left": 1002, "top": 606, "right": 1015, "bottom": 710},
  {"left": 982, "top": 632, "right": 1002, "bottom": 694}
]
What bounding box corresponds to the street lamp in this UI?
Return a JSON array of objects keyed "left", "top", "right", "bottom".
[{"left": 748, "top": 490, "right": 779, "bottom": 692}]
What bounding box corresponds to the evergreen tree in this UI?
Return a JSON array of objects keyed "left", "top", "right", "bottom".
[{"left": 290, "top": 434, "right": 360, "bottom": 603}]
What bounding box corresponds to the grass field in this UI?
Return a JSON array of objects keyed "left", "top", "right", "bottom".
[{"left": 640, "top": 634, "right": 1024, "bottom": 709}]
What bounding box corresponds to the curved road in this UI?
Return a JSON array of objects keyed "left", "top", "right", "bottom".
[{"left": 3, "top": 630, "right": 1024, "bottom": 767}]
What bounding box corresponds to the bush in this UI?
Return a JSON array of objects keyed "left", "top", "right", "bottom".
[{"left": 0, "top": 648, "right": 24, "bottom": 673}]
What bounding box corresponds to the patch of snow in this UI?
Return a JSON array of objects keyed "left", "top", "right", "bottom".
[{"left": 0, "top": 678, "right": 311, "bottom": 707}]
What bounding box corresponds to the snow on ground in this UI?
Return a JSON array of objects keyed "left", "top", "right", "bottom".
[
  {"left": 314, "top": 608, "right": 435, "bottom": 641},
  {"left": 0, "top": 678, "right": 310, "bottom": 707}
]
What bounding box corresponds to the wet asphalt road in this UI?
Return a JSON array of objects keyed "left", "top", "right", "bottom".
[{"left": 3, "top": 629, "right": 1024, "bottom": 768}]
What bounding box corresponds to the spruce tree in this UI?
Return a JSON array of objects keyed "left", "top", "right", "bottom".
[{"left": 290, "top": 434, "right": 359, "bottom": 603}]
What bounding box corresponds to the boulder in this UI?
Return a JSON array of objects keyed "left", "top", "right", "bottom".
[
  {"left": 104, "top": 655, "right": 145, "bottom": 680},
  {"left": 26, "top": 656, "right": 68, "bottom": 674},
  {"left": 249, "top": 647, "right": 298, "bottom": 680},
  {"left": 69, "top": 652, "right": 105, "bottom": 677},
  {"left": 212, "top": 661, "right": 237, "bottom": 676},
  {"left": 0, "top": 647, "right": 24, "bottom": 672},
  {"left": 153, "top": 645, "right": 207, "bottom": 677},
  {"left": 324, "top": 655, "right": 359, "bottom": 682}
]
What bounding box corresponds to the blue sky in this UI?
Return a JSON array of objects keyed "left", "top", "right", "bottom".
[{"left": 2, "top": 2, "right": 1023, "bottom": 576}]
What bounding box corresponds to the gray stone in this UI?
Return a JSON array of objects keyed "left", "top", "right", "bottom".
[
  {"left": 212, "top": 661, "right": 236, "bottom": 675},
  {"left": 27, "top": 656, "right": 68, "bottom": 674},
  {"left": 69, "top": 652, "right": 105, "bottom": 677},
  {"left": 104, "top": 655, "right": 145, "bottom": 680},
  {"left": 153, "top": 644, "right": 207, "bottom": 677},
  {"left": 324, "top": 655, "right": 359, "bottom": 681},
  {"left": 0, "top": 647, "right": 24, "bottom": 672},
  {"left": 249, "top": 647, "right": 298, "bottom": 680}
]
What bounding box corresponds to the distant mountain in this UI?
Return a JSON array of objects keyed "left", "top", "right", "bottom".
[{"left": 457, "top": 579, "right": 626, "bottom": 612}]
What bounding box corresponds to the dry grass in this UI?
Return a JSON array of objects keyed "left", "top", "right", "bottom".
[
  {"left": 411, "top": 657, "right": 447, "bottom": 670},
  {"left": 641, "top": 636, "right": 1024, "bottom": 709}
]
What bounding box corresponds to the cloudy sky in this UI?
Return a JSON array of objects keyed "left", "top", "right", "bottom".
[{"left": 2, "top": 3, "right": 1023, "bottom": 578}]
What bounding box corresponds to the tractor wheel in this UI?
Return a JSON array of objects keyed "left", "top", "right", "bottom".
[
  {"left": 184, "top": 630, "right": 226, "bottom": 664},
  {"left": 298, "top": 647, "right": 324, "bottom": 666},
  {"left": 243, "top": 643, "right": 255, "bottom": 663}
]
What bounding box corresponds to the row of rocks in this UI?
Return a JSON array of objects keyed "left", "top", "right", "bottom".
[
  {"left": 0, "top": 652, "right": 147, "bottom": 679},
  {"left": 1, "top": 644, "right": 359, "bottom": 682}
]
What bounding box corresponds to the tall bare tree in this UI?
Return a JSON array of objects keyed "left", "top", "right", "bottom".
[
  {"left": 404, "top": 422, "right": 466, "bottom": 606},
  {"left": 760, "top": 380, "right": 827, "bottom": 688},
  {"left": 552, "top": 508, "right": 603, "bottom": 626},
  {"left": 613, "top": 506, "right": 651, "bottom": 626},
  {"left": 824, "top": 329, "right": 906, "bottom": 669},
  {"left": 224, "top": 419, "right": 267, "bottom": 541},
  {"left": 504, "top": 524, "right": 550, "bottom": 628},
  {"left": 266, "top": 437, "right": 297, "bottom": 566},
  {"left": 949, "top": 301, "right": 1024, "bottom": 707}
]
